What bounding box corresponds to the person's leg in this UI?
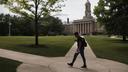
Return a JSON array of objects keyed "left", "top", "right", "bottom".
[
  {"left": 71, "top": 53, "right": 79, "bottom": 64},
  {"left": 80, "top": 49, "right": 87, "bottom": 68},
  {"left": 68, "top": 53, "right": 79, "bottom": 66}
]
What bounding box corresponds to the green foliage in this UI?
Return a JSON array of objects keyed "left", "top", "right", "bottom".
[
  {"left": 0, "top": 14, "right": 9, "bottom": 35},
  {"left": 1, "top": 0, "right": 64, "bottom": 18},
  {"left": 40, "top": 16, "right": 64, "bottom": 35},
  {"left": 11, "top": 16, "right": 34, "bottom": 36},
  {"left": 94, "top": 0, "right": 128, "bottom": 40},
  {"left": 94, "top": 0, "right": 106, "bottom": 24},
  {"left": 0, "top": 0, "right": 7, "bottom": 4},
  {"left": 1, "top": 0, "right": 65, "bottom": 45},
  {"left": 0, "top": 14, "right": 34, "bottom": 36},
  {"left": 0, "top": 14, "right": 64, "bottom": 36}
]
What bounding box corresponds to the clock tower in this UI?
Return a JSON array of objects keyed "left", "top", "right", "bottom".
[{"left": 83, "top": 0, "right": 93, "bottom": 19}]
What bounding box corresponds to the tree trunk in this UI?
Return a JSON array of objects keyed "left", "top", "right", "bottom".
[
  {"left": 35, "top": 16, "right": 38, "bottom": 46},
  {"left": 35, "top": 0, "right": 39, "bottom": 46},
  {"left": 123, "top": 35, "right": 126, "bottom": 41}
]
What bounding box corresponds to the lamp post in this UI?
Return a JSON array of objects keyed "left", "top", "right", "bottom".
[{"left": 8, "top": 22, "right": 12, "bottom": 36}]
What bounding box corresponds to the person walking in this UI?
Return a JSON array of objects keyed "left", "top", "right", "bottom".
[{"left": 67, "top": 32, "right": 87, "bottom": 68}]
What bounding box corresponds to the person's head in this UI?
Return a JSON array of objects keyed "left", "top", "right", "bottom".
[{"left": 74, "top": 32, "right": 80, "bottom": 38}]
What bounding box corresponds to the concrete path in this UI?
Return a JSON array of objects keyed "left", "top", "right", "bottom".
[{"left": 0, "top": 42, "right": 128, "bottom": 72}]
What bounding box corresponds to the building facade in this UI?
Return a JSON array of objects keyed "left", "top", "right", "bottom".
[{"left": 64, "top": 0, "right": 97, "bottom": 35}]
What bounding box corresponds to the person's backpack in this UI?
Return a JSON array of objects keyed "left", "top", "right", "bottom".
[
  {"left": 83, "top": 40, "right": 87, "bottom": 47},
  {"left": 82, "top": 38, "right": 87, "bottom": 47}
]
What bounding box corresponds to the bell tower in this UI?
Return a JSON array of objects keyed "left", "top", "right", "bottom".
[
  {"left": 83, "top": 0, "right": 92, "bottom": 19},
  {"left": 85, "top": 0, "right": 91, "bottom": 17}
]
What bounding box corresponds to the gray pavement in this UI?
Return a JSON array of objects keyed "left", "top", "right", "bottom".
[{"left": 0, "top": 42, "right": 128, "bottom": 72}]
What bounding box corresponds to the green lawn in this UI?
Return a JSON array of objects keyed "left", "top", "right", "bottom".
[
  {"left": 0, "top": 36, "right": 74, "bottom": 72},
  {"left": 0, "top": 57, "right": 21, "bottom": 72},
  {"left": 0, "top": 36, "right": 74, "bottom": 57},
  {"left": 86, "top": 36, "right": 128, "bottom": 64},
  {"left": 1, "top": 35, "right": 128, "bottom": 72}
]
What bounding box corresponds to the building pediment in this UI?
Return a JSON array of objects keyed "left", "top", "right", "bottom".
[{"left": 73, "top": 17, "right": 95, "bottom": 23}]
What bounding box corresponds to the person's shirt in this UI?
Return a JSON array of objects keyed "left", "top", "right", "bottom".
[{"left": 77, "top": 37, "right": 86, "bottom": 49}]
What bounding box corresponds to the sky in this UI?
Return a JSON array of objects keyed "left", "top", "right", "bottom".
[{"left": 0, "top": 0, "right": 99, "bottom": 22}]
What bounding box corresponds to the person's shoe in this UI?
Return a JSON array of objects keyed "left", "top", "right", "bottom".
[
  {"left": 67, "top": 63, "right": 73, "bottom": 67},
  {"left": 81, "top": 65, "right": 87, "bottom": 68}
]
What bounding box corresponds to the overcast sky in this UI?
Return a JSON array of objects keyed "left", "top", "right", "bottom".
[{"left": 0, "top": 0, "right": 99, "bottom": 22}]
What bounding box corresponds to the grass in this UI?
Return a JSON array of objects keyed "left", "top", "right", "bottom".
[
  {"left": 86, "top": 36, "right": 128, "bottom": 64},
  {"left": 0, "top": 36, "right": 74, "bottom": 72},
  {"left": 0, "top": 57, "right": 21, "bottom": 72},
  {"left": 0, "top": 36, "right": 74, "bottom": 57}
]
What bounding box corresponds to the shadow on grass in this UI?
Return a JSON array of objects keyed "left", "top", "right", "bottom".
[
  {"left": 17, "top": 44, "right": 49, "bottom": 48},
  {"left": 0, "top": 57, "right": 21, "bottom": 72}
]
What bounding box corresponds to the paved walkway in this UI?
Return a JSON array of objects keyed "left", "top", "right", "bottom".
[{"left": 0, "top": 42, "right": 128, "bottom": 72}]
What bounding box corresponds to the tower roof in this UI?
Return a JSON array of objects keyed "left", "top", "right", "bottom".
[{"left": 86, "top": 0, "right": 90, "bottom": 4}]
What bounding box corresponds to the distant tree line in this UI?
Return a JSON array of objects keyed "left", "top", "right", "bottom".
[{"left": 0, "top": 14, "right": 64, "bottom": 36}]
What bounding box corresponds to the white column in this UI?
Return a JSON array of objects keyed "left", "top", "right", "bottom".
[
  {"left": 82, "top": 23, "right": 83, "bottom": 34},
  {"left": 89, "top": 23, "right": 90, "bottom": 34},
  {"left": 80, "top": 24, "right": 81, "bottom": 33},
  {"left": 84, "top": 23, "right": 86, "bottom": 34},
  {"left": 79, "top": 24, "right": 80, "bottom": 33},
  {"left": 84, "top": 22, "right": 86, "bottom": 34},
  {"left": 87, "top": 23, "right": 89, "bottom": 34},
  {"left": 75, "top": 24, "right": 76, "bottom": 32},
  {"left": 81, "top": 24, "right": 82, "bottom": 34},
  {"left": 74, "top": 24, "right": 75, "bottom": 33},
  {"left": 90, "top": 23, "right": 92, "bottom": 34},
  {"left": 82, "top": 23, "right": 84, "bottom": 34},
  {"left": 75, "top": 24, "right": 77, "bottom": 32},
  {"left": 84, "top": 23, "right": 85, "bottom": 34},
  {"left": 86, "top": 23, "right": 87, "bottom": 34},
  {"left": 81, "top": 23, "right": 82, "bottom": 34},
  {"left": 77, "top": 24, "right": 78, "bottom": 33},
  {"left": 86, "top": 23, "right": 88, "bottom": 34},
  {"left": 73, "top": 24, "right": 75, "bottom": 33},
  {"left": 77, "top": 24, "right": 79, "bottom": 32}
]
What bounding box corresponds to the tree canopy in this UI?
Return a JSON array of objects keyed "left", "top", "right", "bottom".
[
  {"left": 0, "top": 14, "right": 64, "bottom": 36},
  {"left": 94, "top": 0, "right": 128, "bottom": 41},
  {"left": 0, "top": 0, "right": 65, "bottom": 46},
  {"left": 40, "top": 16, "right": 64, "bottom": 35},
  {"left": 0, "top": 0, "right": 64, "bottom": 18}
]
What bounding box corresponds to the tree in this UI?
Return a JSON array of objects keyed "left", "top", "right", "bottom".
[
  {"left": 94, "top": 0, "right": 128, "bottom": 41},
  {"left": 40, "top": 16, "right": 64, "bottom": 35},
  {"left": 0, "top": 0, "right": 64, "bottom": 46},
  {"left": 0, "top": 14, "right": 34, "bottom": 36},
  {"left": 0, "top": 14, "right": 12, "bottom": 36},
  {"left": 0, "top": 14, "right": 8, "bottom": 35},
  {"left": 11, "top": 16, "right": 34, "bottom": 36}
]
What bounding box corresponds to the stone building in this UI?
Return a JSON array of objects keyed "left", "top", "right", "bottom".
[{"left": 64, "top": 0, "right": 97, "bottom": 35}]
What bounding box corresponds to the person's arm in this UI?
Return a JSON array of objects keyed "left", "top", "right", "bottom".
[{"left": 76, "top": 41, "right": 82, "bottom": 53}]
